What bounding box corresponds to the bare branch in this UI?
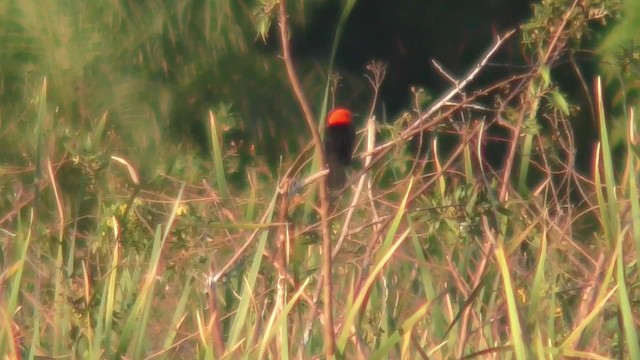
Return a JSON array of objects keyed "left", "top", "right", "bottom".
[{"left": 406, "top": 29, "right": 516, "bottom": 133}]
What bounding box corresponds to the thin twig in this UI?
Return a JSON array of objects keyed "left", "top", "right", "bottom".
[
  {"left": 408, "top": 29, "right": 516, "bottom": 132},
  {"left": 541, "top": 0, "right": 579, "bottom": 64},
  {"left": 343, "top": 31, "right": 519, "bottom": 193},
  {"left": 431, "top": 59, "right": 459, "bottom": 87}
]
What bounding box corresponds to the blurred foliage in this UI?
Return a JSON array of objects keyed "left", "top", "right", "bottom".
[
  {"left": 1, "top": 1, "right": 639, "bottom": 358},
  {"left": 598, "top": 0, "right": 640, "bottom": 147},
  {"left": 599, "top": 0, "right": 640, "bottom": 87},
  {"left": 1, "top": 0, "right": 635, "bottom": 176},
  {"left": 522, "top": 0, "right": 621, "bottom": 53},
  {"left": 0, "top": 0, "right": 335, "bottom": 181}
]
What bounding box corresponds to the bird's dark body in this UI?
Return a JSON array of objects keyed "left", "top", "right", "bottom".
[{"left": 324, "top": 123, "right": 355, "bottom": 189}]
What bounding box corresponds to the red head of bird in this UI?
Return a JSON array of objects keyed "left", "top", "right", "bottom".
[
  {"left": 324, "top": 107, "right": 355, "bottom": 189},
  {"left": 327, "top": 108, "right": 352, "bottom": 127}
]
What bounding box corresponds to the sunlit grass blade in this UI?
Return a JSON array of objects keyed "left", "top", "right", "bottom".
[
  {"left": 196, "top": 309, "right": 215, "bottom": 360},
  {"left": 618, "top": 109, "right": 640, "bottom": 358},
  {"left": 209, "top": 110, "right": 229, "bottom": 198},
  {"left": 245, "top": 170, "right": 257, "bottom": 221},
  {"left": 463, "top": 141, "right": 473, "bottom": 184},
  {"left": 494, "top": 244, "right": 527, "bottom": 360},
  {"left": 615, "top": 227, "right": 640, "bottom": 359},
  {"left": 117, "top": 183, "right": 185, "bottom": 356},
  {"left": 33, "top": 77, "right": 47, "bottom": 208},
  {"left": 594, "top": 76, "right": 620, "bottom": 247},
  {"left": 518, "top": 133, "right": 533, "bottom": 196},
  {"left": 99, "top": 220, "right": 120, "bottom": 359},
  {"left": 408, "top": 225, "right": 447, "bottom": 340},
  {"left": 7, "top": 213, "right": 29, "bottom": 323},
  {"left": 47, "top": 154, "right": 70, "bottom": 356},
  {"left": 226, "top": 189, "right": 279, "bottom": 352},
  {"left": 331, "top": 176, "right": 413, "bottom": 355},
  {"left": 433, "top": 137, "right": 446, "bottom": 197},
  {"left": 92, "top": 268, "right": 108, "bottom": 360},
  {"left": 0, "top": 306, "right": 18, "bottom": 360},
  {"left": 561, "top": 350, "right": 611, "bottom": 360},
  {"left": 10, "top": 78, "right": 49, "bottom": 356},
  {"left": 378, "top": 177, "right": 414, "bottom": 259},
  {"left": 594, "top": 142, "right": 609, "bottom": 238},
  {"left": 594, "top": 77, "right": 638, "bottom": 358},
  {"left": 160, "top": 276, "right": 194, "bottom": 357},
  {"left": 527, "top": 224, "right": 547, "bottom": 323},
  {"left": 117, "top": 227, "right": 162, "bottom": 356},
  {"left": 371, "top": 302, "right": 429, "bottom": 360},
  {"left": 337, "top": 227, "right": 411, "bottom": 352},
  {"left": 560, "top": 286, "right": 617, "bottom": 351},
  {"left": 133, "top": 277, "right": 156, "bottom": 358},
  {"left": 257, "top": 277, "right": 311, "bottom": 359},
  {"left": 92, "top": 111, "right": 109, "bottom": 149},
  {"left": 627, "top": 106, "right": 640, "bottom": 275},
  {"left": 52, "top": 228, "right": 67, "bottom": 355}
]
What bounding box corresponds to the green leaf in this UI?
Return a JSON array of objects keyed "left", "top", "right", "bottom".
[{"left": 551, "top": 90, "right": 570, "bottom": 116}]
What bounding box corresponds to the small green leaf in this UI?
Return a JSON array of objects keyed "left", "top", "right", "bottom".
[
  {"left": 540, "top": 65, "right": 551, "bottom": 88},
  {"left": 257, "top": 16, "right": 271, "bottom": 43},
  {"left": 551, "top": 90, "right": 570, "bottom": 116}
]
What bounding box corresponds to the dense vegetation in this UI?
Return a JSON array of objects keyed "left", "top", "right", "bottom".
[{"left": 1, "top": 0, "right": 639, "bottom": 358}]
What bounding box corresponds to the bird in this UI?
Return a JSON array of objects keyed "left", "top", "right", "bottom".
[{"left": 324, "top": 108, "right": 355, "bottom": 189}]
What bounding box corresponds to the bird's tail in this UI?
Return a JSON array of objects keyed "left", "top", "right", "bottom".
[{"left": 327, "top": 163, "right": 347, "bottom": 190}]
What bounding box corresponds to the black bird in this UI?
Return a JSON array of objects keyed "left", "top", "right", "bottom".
[{"left": 324, "top": 108, "right": 355, "bottom": 189}]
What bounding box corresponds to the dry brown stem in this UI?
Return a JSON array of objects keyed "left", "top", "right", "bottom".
[{"left": 277, "top": 0, "right": 336, "bottom": 356}]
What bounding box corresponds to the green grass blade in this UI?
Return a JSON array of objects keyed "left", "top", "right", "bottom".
[
  {"left": 408, "top": 225, "right": 446, "bottom": 340},
  {"left": 594, "top": 78, "right": 638, "bottom": 357},
  {"left": 133, "top": 279, "right": 156, "bottom": 358},
  {"left": 463, "top": 142, "right": 474, "bottom": 184},
  {"left": 161, "top": 276, "right": 194, "bottom": 356},
  {"left": 209, "top": 110, "right": 229, "bottom": 198},
  {"left": 257, "top": 277, "right": 311, "bottom": 359},
  {"left": 101, "top": 225, "right": 121, "bottom": 359},
  {"left": 337, "top": 228, "right": 411, "bottom": 352},
  {"left": 517, "top": 133, "right": 533, "bottom": 196},
  {"left": 560, "top": 286, "right": 617, "bottom": 350},
  {"left": 595, "top": 76, "right": 620, "bottom": 247},
  {"left": 227, "top": 189, "right": 278, "bottom": 351},
  {"left": 245, "top": 171, "right": 257, "bottom": 221},
  {"left": 594, "top": 143, "right": 609, "bottom": 239},
  {"left": 615, "top": 228, "right": 640, "bottom": 359},
  {"left": 0, "top": 307, "right": 18, "bottom": 360},
  {"left": 91, "top": 274, "right": 108, "bottom": 360},
  {"left": 627, "top": 107, "right": 640, "bottom": 275},
  {"left": 494, "top": 244, "right": 527, "bottom": 360},
  {"left": 7, "top": 213, "right": 31, "bottom": 323},
  {"left": 371, "top": 302, "right": 429, "bottom": 360},
  {"left": 33, "top": 77, "right": 47, "bottom": 212},
  {"left": 117, "top": 226, "right": 162, "bottom": 356},
  {"left": 528, "top": 223, "right": 547, "bottom": 322},
  {"left": 118, "top": 183, "right": 185, "bottom": 356},
  {"left": 377, "top": 177, "right": 414, "bottom": 260},
  {"left": 52, "top": 233, "right": 67, "bottom": 355}
]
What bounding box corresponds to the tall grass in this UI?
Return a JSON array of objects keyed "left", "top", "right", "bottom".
[
  {"left": 4, "top": 75, "right": 638, "bottom": 359},
  {"left": 1, "top": 1, "right": 638, "bottom": 359}
]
